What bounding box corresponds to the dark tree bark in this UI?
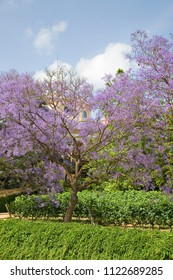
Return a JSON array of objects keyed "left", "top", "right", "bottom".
[{"left": 64, "top": 190, "right": 78, "bottom": 222}]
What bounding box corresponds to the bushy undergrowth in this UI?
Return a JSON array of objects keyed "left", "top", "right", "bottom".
[
  {"left": 9, "top": 190, "right": 173, "bottom": 228},
  {"left": 0, "top": 194, "right": 20, "bottom": 212},
  {"left": 0, "top": 219, "right": 173, "bottom": 260}
]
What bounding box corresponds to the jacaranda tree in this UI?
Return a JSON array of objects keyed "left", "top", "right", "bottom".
[
  {"left": 127, "top": 30, "right": 173, "bottom": 192},
  {"left": 1, "top": 30, "right": 173, "bottom": 221},
  {"left": 0, "top": 67, "right": 127, "bottom": 222},
  {"left": 93, "top": 30, "right": 173, "bottom": 192}
]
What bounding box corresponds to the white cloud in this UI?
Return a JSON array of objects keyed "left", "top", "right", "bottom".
[
  {"left": 51, "top": 21, "right": 67, "bottom": 33},
  {"left": 75, "top": 43, "right": 132, "bottom": 88},
  {"left": 33, "top": 21, "right": 68, "bottom": 54},
  {"left": 34, "top": 60, "right": 72, "bottom": 81},
  {"left": 48, "top": 60, "right": 72, "bottom": 71},
  {"left": 33, "top": 28, "right": 53, "bottom": 53},
  {"left": 34, "top": 42, "right": 134, "bottom": 88}
]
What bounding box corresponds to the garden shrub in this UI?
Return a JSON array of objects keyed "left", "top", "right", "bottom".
[
  {"left": 0, "top": 193, "right": 20, "bottom": 213},
  {"left": 9, "top": 190, "right": 173, "bottom": 228},
  {"left": 0, "top": 219, "right": 173, "bottom": 260}
]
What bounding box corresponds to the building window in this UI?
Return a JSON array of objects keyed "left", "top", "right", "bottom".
[
  {"left": 64, "top": 106, "right": 70, "bottom": 113},
  {"left": 82, "top": 111, "right": 87, "bottom": 119}
]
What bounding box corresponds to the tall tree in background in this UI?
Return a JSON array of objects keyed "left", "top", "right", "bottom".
[{"left": 127, "top": 30, "right": 173, "bottom": 191}]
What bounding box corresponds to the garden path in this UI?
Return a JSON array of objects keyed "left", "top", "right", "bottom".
[{"left": 0, "top": 212, "right": 10, "bottom": 219}]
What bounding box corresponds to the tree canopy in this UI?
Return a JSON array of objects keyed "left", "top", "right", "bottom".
[{"left": 0, "top": 31, "right": 173, "bottom": 221}]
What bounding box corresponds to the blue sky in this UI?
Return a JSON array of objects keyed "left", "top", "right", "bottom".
[{"left": 1, "top": 0, "right": 173, "bottom": 87}]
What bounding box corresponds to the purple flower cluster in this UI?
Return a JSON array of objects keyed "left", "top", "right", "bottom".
[{"left": 1, "top": 32, "right": 173, "bottom": 220}]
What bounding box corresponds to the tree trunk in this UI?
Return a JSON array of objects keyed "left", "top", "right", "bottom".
[{"left": 64, "top": 190, "right": 78, "bottom": 222}]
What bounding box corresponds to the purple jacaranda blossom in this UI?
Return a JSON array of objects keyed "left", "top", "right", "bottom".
[
  {"left": 164, "top": 187, "right": 173, "bottom": 195},
  {"left": 52, "top": 200, "right": 60, "bottom": 208},
  {"left": 38, "top": 202, "right": 47, "bottom": 208},
  {"left": 1, "top": 32, "right": 173, "bottom": 221}
]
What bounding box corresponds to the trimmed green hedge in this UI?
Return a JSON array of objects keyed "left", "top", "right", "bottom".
[
  {"left": 9, "top": 190, "right": 173, "bottom": 228},
  {"left": 0, "top": 219, "right": 173, "bottom": 260}
]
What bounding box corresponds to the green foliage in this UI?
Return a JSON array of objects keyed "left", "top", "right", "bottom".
[
  {"left": 0, "top": 219, "right": 173, "bottom": 260},
  {"left": 0, "top": 194, "right": 20, "bottom": 212},
  {"left": 9, "top": 190, "right": 173, "bottom": 228},
  {"left": 98, "top": 179, "right": 134, "bottom": 191}
]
